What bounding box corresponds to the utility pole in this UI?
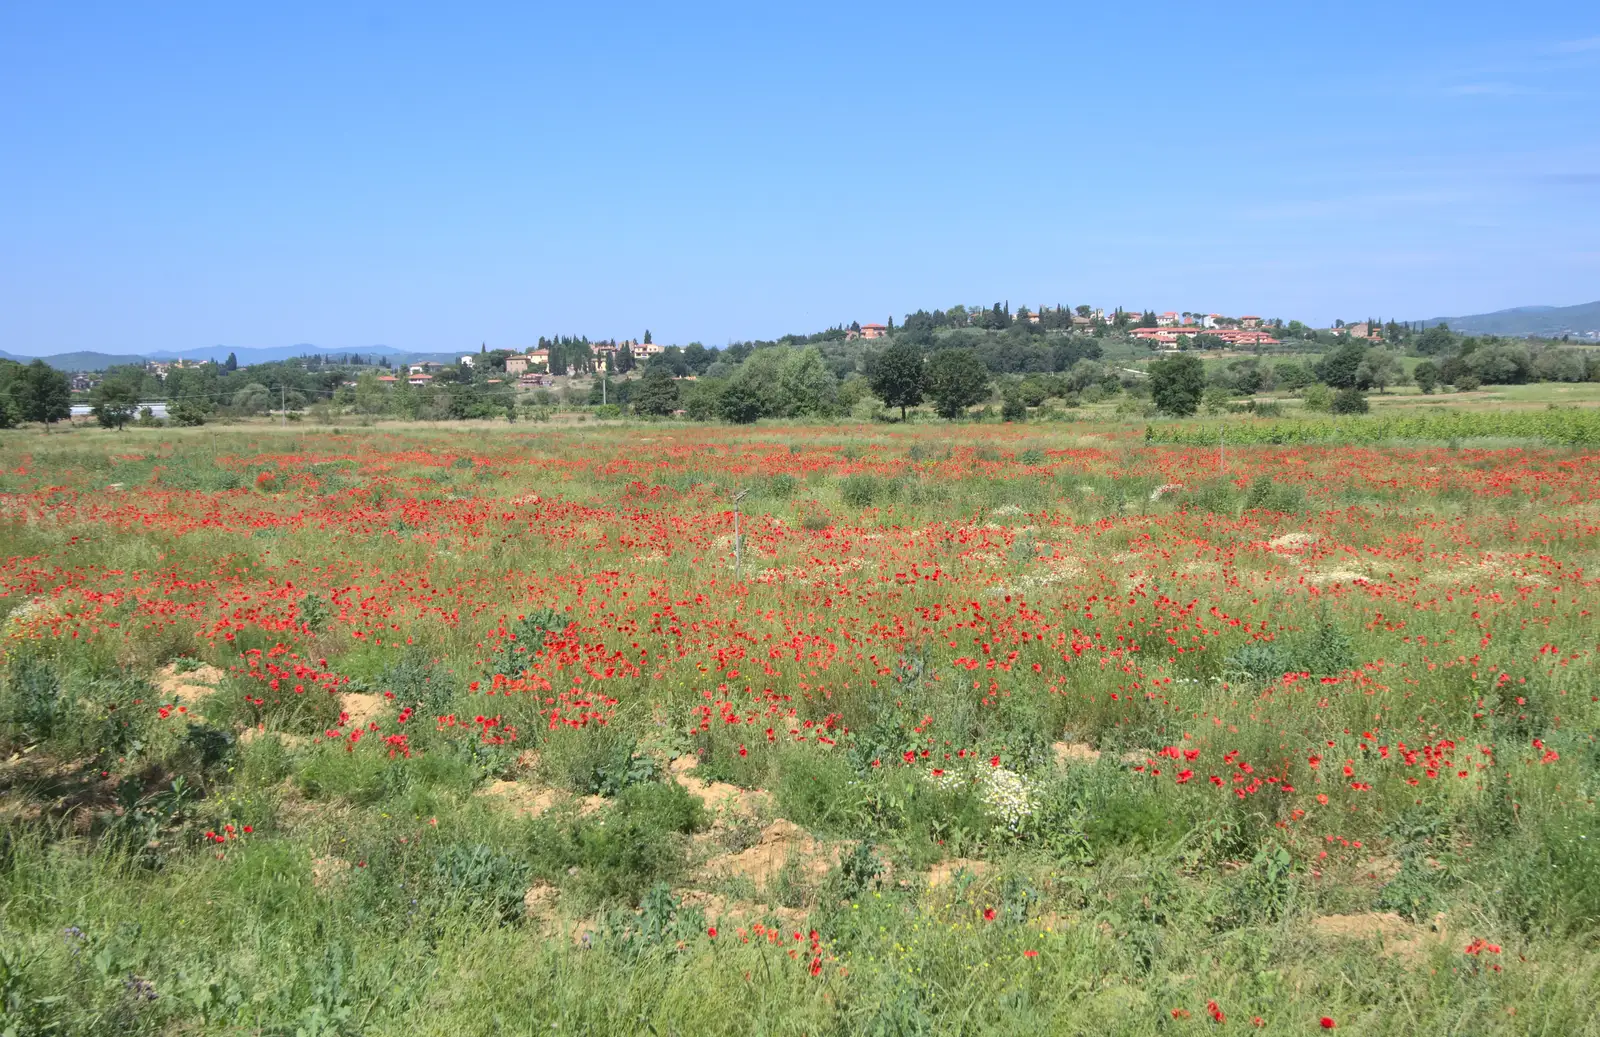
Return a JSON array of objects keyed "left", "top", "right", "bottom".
[
  {"left": 732, "top": 488, "right": 748, "bottom": 580},
  {"left": 280, "top": 385, "right": 286, "bottom": 428}
]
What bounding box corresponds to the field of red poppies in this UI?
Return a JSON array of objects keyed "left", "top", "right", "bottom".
[{"left": 2, "top": 422, "right": 1597, "bottom": 1034}]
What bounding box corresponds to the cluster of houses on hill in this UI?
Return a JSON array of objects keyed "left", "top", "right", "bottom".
[{"left": 365, "top": 339, "right": 671, "bottom": 389}]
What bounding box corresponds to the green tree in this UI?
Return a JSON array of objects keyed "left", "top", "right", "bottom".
[
  {"left": 1412, "top": 361, "right": 1439, "bottom": 394},
  {"left": 232, "top": 383, "right": 274, "bottom": 415},
  {"left": 1415, "top": 324, "right": 1456, "bottom": 355},
  {"left": 1274, "top": 360, "right": 1314, "bottom": 392},
  {"left": 1315, "top": 342, "right": 1368, "bottom": 389},
  {"left": 1148, "top": 353, "right": 1205, "bottom": 416},
  {"left": 165, "top": 365, "right": 219, "bottom": 423},
  {"left": 1000, "top": 387, "right": 1027, "bottom": 422},
  {"left": 866, "top": 341, "right": 926, "bottom": 420},
  {"left": 224, "top": 352, "right": 238, "bottom": 371},
  {"left": 1356, "top": 349, "right": 1399, "bottom": 393},
  {"left": 91, "top": 377, "right": 141, "bottom": 430},
  {"left": 779, "top": 347, "right": 839, "bottom": 418},
  {"left": 924, "top": 349, "right": 989, "bottom": 419},
  {"left": 717, "top": 380, "right": 764, "bottom": 424},
  {"left": 632, "top": 367, "right": 681, "bottom": 416},
  {"left": 16, "top": 360, "right": 71, "bottom": 430}
]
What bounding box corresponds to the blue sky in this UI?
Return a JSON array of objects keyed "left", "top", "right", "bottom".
[{"left": 2, "top": 1, "right": 1597, "bottom": 354}]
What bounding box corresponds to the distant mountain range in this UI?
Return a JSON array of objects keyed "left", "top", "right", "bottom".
[
  {"left": 1420, "top": 300, "right": 1600, "bottom": 338},
  {"left": 0, "top": 344, "right": 466, "bottom": 372}
]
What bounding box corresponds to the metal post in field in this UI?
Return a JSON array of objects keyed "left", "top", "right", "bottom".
[{"left": 732, "top": 488, "right": 748, "bottom": 579}]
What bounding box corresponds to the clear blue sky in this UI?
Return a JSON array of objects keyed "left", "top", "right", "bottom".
[{"left": 2, "top": 1, "right": 1597, "bottom": 355}]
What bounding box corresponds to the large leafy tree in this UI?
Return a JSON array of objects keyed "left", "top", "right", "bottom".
[
  {"left": 14, "top": 360, "right": 71, "bottom": 430},
  {"left": 718, "top": 380, "right": 764, "bottom": 424},
  {"left": 632, "top": 367, "right": 681, "bottom": 416},
  {"left": 924, "top": 348, "right": 989, "bottom": 419},
  {"left": 866, "top": 341, "right": 925, "bottom": 420},
  {"left": 92, "top": 377, "right": 142, "bottom": 430},
  {"left": 779, "top": 347, "right": 839, "bottom": 418},
  {"left": 1315, "top": 342, "right": 1368, "bottom": 389},
  {"left": 1148, "top": 353, "right": 1206, "bottom": 416}
]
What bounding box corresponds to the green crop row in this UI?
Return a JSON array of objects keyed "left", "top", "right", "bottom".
[{"left": 1145, "top": 408, "right": 1600, "bottom": 445}]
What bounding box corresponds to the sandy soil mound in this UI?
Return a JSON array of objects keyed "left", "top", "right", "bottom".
[
  {"left": 153, "top": 662, "right": 227, "bottom": 704},
  {"left": 339, "top": 692, "right": 387, "bottom": 727},
  {"left": 477, "top": 780, "right": 604, "bottom": 818},
  {"left": 670, "top": 756, "right": 770, "bottom": 824},
  {"left": 1052, "top": 742, "right": 1102, "bottom": 766},
  {"left": 1311, "top": 911, "right": 1449, "bottom": 961},
  {"left": 710, "top": 819, "right": 837, "bottom": 887}
]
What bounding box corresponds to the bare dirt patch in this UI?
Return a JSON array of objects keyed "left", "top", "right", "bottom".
[
  {"left": 238, "top": 727, "right": 311, "bottom": 750},
  {"left": 153, "top": 662, "right": 227, "bottom": 705},
  {"left": 1052, "top": 742, "right": 1102, "bottom": 766},
  {"left": 679, "top": 890, "right": 808, "bottom": 931},
  {"left": 339, "top": 692, "right": 387, "bottom": 728},
  {"left": 477, "top": 780, "right": 604, "bottom": 819},
  {"left": 707, "top": 818, "right": 837, "bottom": 888},
  {"left": 311, "top": 856, "right": 352, "bottom": 890},
  {"left": 1268, "top": 532, "right": 1319, "bottom": 553},
  {"left": 1307, "top": 569, "right": 1369, "bottom": 586},
  {"left": 1311, "top": 911, "right": 1449, "bottom": 962},
  {"left": 670, "top": 756, "right": 770, "bottom": 825},
  {"left": 926, "top": 858, "right": 990, "bottom": 888}
]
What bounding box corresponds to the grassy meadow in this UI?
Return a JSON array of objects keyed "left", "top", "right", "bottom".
[{"left": 1, "top": 420, "right": 1598, "bottom": 1034}]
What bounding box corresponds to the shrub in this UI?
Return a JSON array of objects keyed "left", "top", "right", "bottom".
[
  {"left": 1001, "top": 391, "right": 1027, "bottom": 422},
  {"left": 839, "top": 474, "right": 881, "bottom": 508},
  {"left": 1242, "top": 474, "right": 1305, "bottom": 512},
  {"left": 1330, "top": 387, "right": 1369, "bottom": 414}
]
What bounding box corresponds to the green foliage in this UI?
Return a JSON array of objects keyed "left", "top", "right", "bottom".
[
  {"left": 1, "top": 656, "right": 61, "bottom": 744},
  {"left": 430, "top": 842, "right": 531, "bottom": 924},
  {"left": 924, "top": 349, "right": 990, "bottom": 419},
  {"left": 631, "top": 368, "right": 681, "bottom": 417},
  {"left": 1000, "top": 388, "right": 1028, "bottom": 422},
  {"left": 866, "top": 342, "right": 925, "bottom": 419},
  {"left": 717, "top": 380, "right": 764, "bottom": 424},
  {"left": 1241, "top": 474, "right": 1305, "bottom": 512},
  {"left": 1146, "top": 408, "right": 1600, "bottom": 445},
  {"left": 840, "top": 474, "right": 892, "bottom": 509},
  {"left": 1330, "top": 387, "right": 1369, "bottom": 414},
  {"left": 91, "top": 378, "right": 142, "bottom": 430},
  {"left": 1148, "top": 354, "right": 1205, "bottom": 416},
  {"left": 1413, "top": 360, "right": 1440, "bottom": 394}
]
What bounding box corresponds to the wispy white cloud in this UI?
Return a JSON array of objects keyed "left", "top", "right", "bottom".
[{"left": 1555, "top": 36, "right": 1600, "bottom": 53}]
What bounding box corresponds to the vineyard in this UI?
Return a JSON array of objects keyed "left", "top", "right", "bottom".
[{"left": 1, "top": 422, "right": 1597, "bottom": 1035}]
